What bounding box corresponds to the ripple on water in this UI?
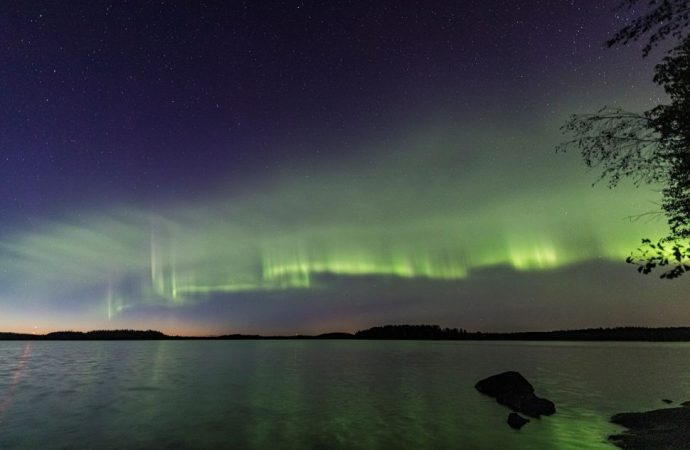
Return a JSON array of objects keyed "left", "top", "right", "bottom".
[{"left": 0, "top": 340, "right": 688, "bottom": 449}]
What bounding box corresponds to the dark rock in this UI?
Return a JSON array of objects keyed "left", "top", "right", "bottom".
[
  {"left": 520, "top": 396, "right": 556, "bottom": 417},
  {"left": 507, "top": 413, "right": 530, "bottom": 430},
  {"left": 475, "top": 371, "right": 534, "bottom": 397},
  {"left": 475, "top": 371, "right": 556, "bottom": 418},
  {"left": 662, "top": 398, "right": 673, "bottom": 404},
  {"left": 610, "top": 404, "right": 690, "bottom": 449}
]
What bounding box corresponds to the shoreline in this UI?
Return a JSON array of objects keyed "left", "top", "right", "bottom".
[
  {"left": 5, "top": 325, "right": 690, "bottom": 341},
  {"left": 609, "top": 402, "right": 690, "bottom": 449}
]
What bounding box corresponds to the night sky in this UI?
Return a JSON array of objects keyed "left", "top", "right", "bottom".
[{"left": 0, "top": 1, "right": 684, "bottom": 335}]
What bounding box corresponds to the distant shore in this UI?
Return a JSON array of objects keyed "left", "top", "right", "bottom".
[{"left": 4, "top": 324, "right": 690, "bottom": 341}]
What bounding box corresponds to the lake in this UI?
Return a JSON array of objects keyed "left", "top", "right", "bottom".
[{"left": 0, "top": 340, "right": 687, "bottom": 449}]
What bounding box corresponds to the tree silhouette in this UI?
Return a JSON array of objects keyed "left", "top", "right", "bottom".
[
  {"left": 559, "top": 0, "right": 690, "bottom": 278},
  {"left": 606, "top": 0, "right": 689, "bottom": 56}
]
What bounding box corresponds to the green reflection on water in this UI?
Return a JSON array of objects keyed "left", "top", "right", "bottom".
[{"left": 2, "top": 341, "right": 687, "bottom": 449}]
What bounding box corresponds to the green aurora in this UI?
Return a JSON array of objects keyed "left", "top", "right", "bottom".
[{"left": 0, "top": 120, "right": 678, "bottom": 334}]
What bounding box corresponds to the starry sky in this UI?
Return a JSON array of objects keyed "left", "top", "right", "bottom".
[{"left": 0, "top": 1, "right": 685, "bottom": 335}]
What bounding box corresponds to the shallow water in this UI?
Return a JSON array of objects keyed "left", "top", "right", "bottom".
[{"left": 0, "top": 340, "right": 687, "bottom": 449}]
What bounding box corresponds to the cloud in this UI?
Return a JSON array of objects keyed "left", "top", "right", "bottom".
[{"left": 0, "top": 124, "right": 671, "bottom": 332}]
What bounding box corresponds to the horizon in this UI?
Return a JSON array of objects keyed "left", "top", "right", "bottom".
[
  {"left": 2, "top": 1, "right": 687, "bottom": 335},
  {"left": 6, "top": 322, "right": 690, "bottom": 339}
]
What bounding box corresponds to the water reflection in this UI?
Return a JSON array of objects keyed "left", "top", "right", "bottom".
[
  {"left": 0, "top": 342, "right": 31, "bottom": 424},
  {"left": 0, "top": 341, "right": 687, "bottom": 449}
]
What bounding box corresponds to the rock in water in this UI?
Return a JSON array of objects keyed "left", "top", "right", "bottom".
[
  {"left": 507, "top": 413, "right": 530, "bottom": 430},
  {"left": 475, "top": 371, "right": 534, "bottom": 397},
  {"left": 475, "top": 371, "right": 556, "bottom": 419},
  {"left": 520, "top": 396, "right": 556, "bottom": 417},
  {"left": 610, "top": 403, "right": 690, "bottom": 449}
]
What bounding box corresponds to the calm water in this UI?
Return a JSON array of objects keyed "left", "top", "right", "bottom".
[{"left": 0, "top": 340, "right": 688, "bottom": 449}]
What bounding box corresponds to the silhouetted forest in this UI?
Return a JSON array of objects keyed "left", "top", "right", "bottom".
[
  {"left": 354, "top": 324, "right": 468, "bottom": 339},
  {"left": 0, "top": 329, "right": 166, "bottom": 340},
  {"left": 4, "top": 325, "right": 690, "bottom": 341},
  {"left": 354, "top": 325, "right": 690, "bottom": 341},
  {"left": 46, "top": 330, "right": 167, "bottom": 340}
]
